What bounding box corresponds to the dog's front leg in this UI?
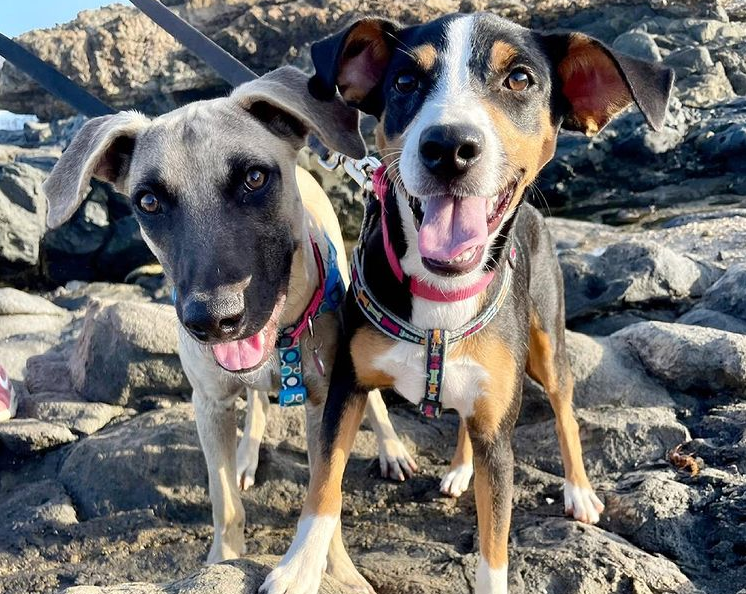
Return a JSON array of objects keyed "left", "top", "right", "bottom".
[
  {"left": 261, "top": 376, "right": 369, "bottom": 594},
  {"left": 236, "top": 389, "right": 270, "bottom": 490},
  {"left": 468, "top": 394, "right": 518, "bottom": 594},
  {"left": 302, "top": 395, "right": 374, "bottom": 593},
  {"left": 193, "top": 390, "right": 246, "bottom": 563}
]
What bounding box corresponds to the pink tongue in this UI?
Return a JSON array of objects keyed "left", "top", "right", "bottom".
[
  {"left": 211, "top": 332, "right": 266, "bottom": 372},
  {"left": 418, "top": 195, "right": 488, "bottom": 261}
]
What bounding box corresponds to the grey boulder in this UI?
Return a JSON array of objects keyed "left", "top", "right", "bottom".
[
  {"left": 561, "top": 240, "right": 720, "bottom": 322},
  {"left": 58, "top": 404, "right": 207, "bottom": 521},
  {"left": 0, "top": 418, "right": 77, "bottom": 455},
  {"left": 69, "top": 300, "right": 189, "bottom": 406},
  {"left": 613, "top": 321, "right": 746, "bottom": 395},
  {"left": 0, "top": 162, "right": 47, "bottom": 275},
  {"left": 58, "top": 558, "right": 349, "bottom": 594}
]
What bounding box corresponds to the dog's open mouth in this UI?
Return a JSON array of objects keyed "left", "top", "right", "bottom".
[
  {"left": 408, "top": 180, "right": 517, "bottom": 276},
  {"left": 210, "top": 297, "right": 284, "bottom": 373}
]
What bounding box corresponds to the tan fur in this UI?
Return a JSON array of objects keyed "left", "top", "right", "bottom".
[
  {"left": 482, "top": 100, "right": 558, "bottom": 213},
  {"left": 413, "top": 43, "right": 438, "bottom": 71},
  {"left": 526, "top": 310, "right": 591, "bottom": 488},
  {"left": 455, "top": 335, "right": 518, "bottom": 437},
  {"left": 350, "top": 326, "right": 397, "bottom": 389},
  {"left": 303, "top": 396, "right": 368, "bottom": 517},
  {"left": 473, "top": 456, "right": 510, "bottom": 569},
  {"left": 489, "top": 40, "right": 518, "bottom": 73}
]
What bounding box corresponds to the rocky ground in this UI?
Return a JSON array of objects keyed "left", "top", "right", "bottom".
[{"left": 1, "top": 0, "right": 746, "bottom": 593}]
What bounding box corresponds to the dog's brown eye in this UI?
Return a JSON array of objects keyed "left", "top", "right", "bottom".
[
  {"left": 137, "top": 193, "right": 161, "bottom": 214},
  {"left": 394, "top": 73, "right": 419, "bottom": 95},
  {"left": 506, "top": 70, "right": 530, "bottom": 91},
  {"left": 244, "top": 168, "right": 266, "bottom": 191}
]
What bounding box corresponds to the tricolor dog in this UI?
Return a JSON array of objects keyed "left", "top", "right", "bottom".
[
  {"left": 261, "top": 14, "right": 673, "bottom": 594},
  {"left": 42, "top": 66, "right": 416, "bottom": 587}
]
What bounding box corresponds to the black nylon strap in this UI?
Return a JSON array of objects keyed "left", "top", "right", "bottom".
[
  {"left": 129, "top": 0, "right": 256, "bottom": 87},
  {"left": 0, "top": 33, "right": 114, "bottom": 118},
  {"left": 129, "top": 0, "right": 330, "bottom": 158}
]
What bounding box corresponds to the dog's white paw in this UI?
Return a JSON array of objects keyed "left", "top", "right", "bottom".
[
  {"left": 440, "top": 463, "right": 474, "bottom": 498},
  {"left": 261, "top": 563, "right": 324, "bottom": 594},
  {"left": 378, "top": 436, "right": 417, "bottom": 482},
  {"left": 564, "top": 481, "right": 604, "bottom": 524},
  {"left": 260, "top": 515, "right": 336, "bottom": 594},
  {"left": 206, "top": 537, "right": 245, "bottom": 564}
]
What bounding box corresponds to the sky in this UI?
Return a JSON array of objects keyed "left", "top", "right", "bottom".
[{"left": 0, "top": 1, "right": 124, "bottom": 38}]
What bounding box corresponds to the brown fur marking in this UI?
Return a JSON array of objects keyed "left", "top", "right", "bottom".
[
  {"left": 473, "top": 457, "right": 510, "bottom": 568},
  {"left": 455, "top": 335, "right": 517, "bottom": 437},
  {"left": 489, "top": 40, "right": 518, "bottom": 73},
  {"left": 481, "top": 100, "right": 557, "bottom": 214},
  {"left": 412, "top": 43, "right": 438, "bottom": 71},
  {"left": 303, "top": 396, "right": 367, "bottom": 517},
  {"left": 526, "top": 309, "right": 590, "bottom": 487},
  {"left": 350, "top": 325, "right": 396, "bottom": 389}
]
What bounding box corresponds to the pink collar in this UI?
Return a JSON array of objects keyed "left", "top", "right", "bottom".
[
  {"left": 282, "top": 236, "right": 326, "bottom": 343},
  {"left": 371, "top": 166, "right": 496, "bottom": 303}
]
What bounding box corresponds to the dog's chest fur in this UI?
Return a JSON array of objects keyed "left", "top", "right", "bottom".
[{"left": 370, "top": 294, "right": 490, "bottom": 418}]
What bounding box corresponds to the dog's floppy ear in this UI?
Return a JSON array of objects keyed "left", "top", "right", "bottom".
[
  {"left": 544, "top": 32, "right": 674, "bottom": 135},
  {"left": 43, "top": 112, "right": 149, "bottom": 229},
  {"left": 233, "top": 66, "right": 366, "bottom": 159},
  {"left": 309, "top": 18, "right": 401, "bottom": 116}
]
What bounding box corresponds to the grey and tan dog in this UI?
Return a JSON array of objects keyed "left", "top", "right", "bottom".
[{"left": 42, "top": 66, "right": 414, "bottom": 589}]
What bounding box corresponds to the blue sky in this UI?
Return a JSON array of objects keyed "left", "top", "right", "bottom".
[{"left": 0, "top": 1, "right": 124, "bottom": 37}]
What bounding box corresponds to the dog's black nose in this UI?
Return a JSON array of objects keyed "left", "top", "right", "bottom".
[
  {"left": 419, "top": 124, "right": 484, "bottom": 177},
  {"left": 181, "top": 292, "right": 246, "bottom": 342}
]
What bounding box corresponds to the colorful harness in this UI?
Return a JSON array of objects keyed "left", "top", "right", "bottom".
[
  {"left": 351, "top": 166, "right": 517, "bottom": 418},
  {"left": 276, "top": 235, "right": 345, "bottom": 407}
]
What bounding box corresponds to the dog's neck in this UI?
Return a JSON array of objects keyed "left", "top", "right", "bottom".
[{"left": 280, "top": 213, "right": 321, "bottom": 328}]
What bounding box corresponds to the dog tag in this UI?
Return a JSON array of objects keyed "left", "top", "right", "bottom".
[
  {"left": 306, "top": 316, "right": 326, "bottom": 377},
  {"left": 312, "top": 348, "right": 326, "bottom": 377}
]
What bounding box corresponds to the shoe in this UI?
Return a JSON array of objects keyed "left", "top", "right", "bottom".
[{"left": 0, "top": 365, "right": 17, "bottom": 422}]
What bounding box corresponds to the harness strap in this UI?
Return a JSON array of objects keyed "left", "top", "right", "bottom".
[
  {"left": 277, "top": 235, "right": 345, "bottom": 407},
  {"left": 351, "top": 246, "right": 515, "bottom": 418}
]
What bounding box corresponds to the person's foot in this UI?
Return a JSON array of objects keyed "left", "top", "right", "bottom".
[{"left": 0, "top": 365, "right": 17, "bottom": 422}]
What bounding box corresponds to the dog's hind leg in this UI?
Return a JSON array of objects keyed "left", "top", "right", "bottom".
[
  {"left": 440, "top": 419, "right": 474, "bottom": 498},
  {"left": 193, "top": 389, "right": 246, "bottom": 563},
  {"left": 236, "top": 389, "right": 270, "bottom": 490},
  {"left": 526, "top": 307, "right": 604, "bottom": 524},
  {"left": 366, "top": 389, "right": 417, "bottom": 481}
]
